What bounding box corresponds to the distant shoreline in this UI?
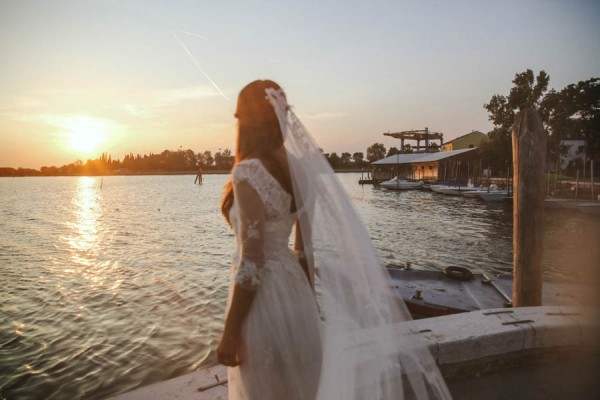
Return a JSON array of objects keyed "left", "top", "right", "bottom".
[{"left": 0, "top": 168, "right": 368, "bottom": 178}]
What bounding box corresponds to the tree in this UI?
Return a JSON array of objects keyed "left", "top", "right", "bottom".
[
  {"left": 477, "top": 128, "right": 512, "bottom": 176},
  {"left": 483, "top": 69, "right": 550, "bottom": 173},
  {"left": 485, "top": 69, "right": 550, "bottom": 131},
  {"left": 198, "top": 150, "right": 214, "bottom": 168},
  {"left": 366, "top": 143, "right": 386, "bottom": 162},
  {"left": 326, "top": 152, "right": 341, "bottom": 168},
  {"left": 386, "top": 147, "right": 401, "bottom": 157},
  {"left": 340, "top": 152, "right": 352, "bottom": 166},
  {"left": 352, "top": 152, "right": 365, "bottom": 165},
  {"left": 184, "top": 149, "right": 197, "bottom": 169},
  {"left": 543, "top": 77, "right": 600, "bottom": 163},
  {"left": 214, "top": 148, "right": 234, "bottom": 170}
]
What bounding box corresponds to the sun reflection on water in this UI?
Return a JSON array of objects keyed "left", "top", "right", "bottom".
[
  {"left": 61, "top": 177, "right": 117, "bottom": 288},
  {"left": 65, "top": 177, "right": 99, "bottom": 255}
]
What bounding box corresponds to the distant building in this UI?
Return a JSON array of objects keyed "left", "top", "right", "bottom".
[
  {"left": 371, "top": 147, "right": 478, "bottom": 182},
  {"left": 441, "top": 131, "right": 487, "bottom": 151}
]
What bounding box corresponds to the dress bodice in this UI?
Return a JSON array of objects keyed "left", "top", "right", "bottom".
[{"left": 230, "top": 158, "right": 296, "bottom": 289}]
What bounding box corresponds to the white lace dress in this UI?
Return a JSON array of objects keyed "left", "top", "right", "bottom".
[{"left": 227, "top": 158, "right": 322, "bottom": 400}]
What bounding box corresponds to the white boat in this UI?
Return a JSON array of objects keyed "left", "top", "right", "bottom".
[
  {"left": 476, "top": 190, "right": 510, "bottom": 201},
  {"left": 380, "top": 177, "right": 424, "bottom": 190},
  {"left": 430, "top": 182, "right": 476, "bottom": 196},
  {"left": 462, "top": 184, "right": 505, "bottom": 199}
]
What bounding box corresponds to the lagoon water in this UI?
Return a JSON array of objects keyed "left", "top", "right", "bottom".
[{"left": 1, "top": 174, "right": 598, "bottom": 399}]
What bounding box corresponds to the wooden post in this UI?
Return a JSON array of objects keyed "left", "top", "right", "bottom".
[
  {"left": 512, "top": 109, "right": 546, "bottom": 307},
  {"left": 554, "top": 159, "right": 559, "bottom": 194},
  {"left": 592, "top": 160, "right": 595, "bottom": 200},
  {"left": 575, "top": 170, "right": 579, "bottom": 200}
]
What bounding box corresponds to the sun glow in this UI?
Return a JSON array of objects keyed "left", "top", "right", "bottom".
[{"left": 65, "top": 117, "right": 108, "bottom": 154}]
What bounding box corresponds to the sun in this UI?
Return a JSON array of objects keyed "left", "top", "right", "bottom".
[{"left": 65, "top": 117, "right": 108, "bottom": 154}]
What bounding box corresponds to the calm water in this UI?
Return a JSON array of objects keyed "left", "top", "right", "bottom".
[{"left": 1, "top": 174, "right": 598, "bottom": 400}]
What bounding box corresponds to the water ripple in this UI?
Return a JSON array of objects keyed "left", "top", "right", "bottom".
[{"left": 0, "top": 174, "right": 598, "bottom": 399}]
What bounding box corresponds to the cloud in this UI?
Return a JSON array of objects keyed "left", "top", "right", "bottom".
[{"left": 117, "top": 85, "right": 220, "bottom": 117}]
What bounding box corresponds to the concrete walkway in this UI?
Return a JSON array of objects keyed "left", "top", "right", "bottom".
[{"left": 108, "top": 306, "right": 598, "bottom": 400}]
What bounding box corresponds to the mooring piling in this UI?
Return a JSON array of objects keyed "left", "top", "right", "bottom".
[{"left": 512, "top": 108, "right": 546, "bottom": 307}]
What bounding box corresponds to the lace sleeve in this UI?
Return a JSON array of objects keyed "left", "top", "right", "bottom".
[{"left": 232, "top": 162, "right": 266, "bottom": 290}]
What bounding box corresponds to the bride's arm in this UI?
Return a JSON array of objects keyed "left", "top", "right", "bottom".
[{"left": 218, "top": 178, "right": 265, "bottom": 367}]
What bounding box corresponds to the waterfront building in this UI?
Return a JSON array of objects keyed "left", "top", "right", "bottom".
[
  {"left": 371, "top": 147, "right": 478, "bottom": 182},
  {"left": 440, "top": 131, "right": 487, "bottom": 151}
]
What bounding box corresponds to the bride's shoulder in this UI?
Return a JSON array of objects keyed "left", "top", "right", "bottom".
[{"left": 232, "top": 158, "right": 265, "bottom": 184}]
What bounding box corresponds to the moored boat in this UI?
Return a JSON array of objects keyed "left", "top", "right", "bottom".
[
  {"left": 386, "top": 266, "right": 589, "bottom": 318},
  {"left": 461, "top": 183, "right": 499, "bottom": 198},
  {"left": 380, "top": 177, "right": 424, "bottom": 190},
  {"left": 475, "top": 190, "right": 510, "bottom": 201},
  {"left": 430, "top": 179, "right": 477, "bottom": 196}
]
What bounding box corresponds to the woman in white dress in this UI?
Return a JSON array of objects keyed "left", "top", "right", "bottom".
[
  {"left": 218, "top": 80, "right": 451, "bottom": 400},
  {"left": 218, "top": 80, "right": 322, "bottom": 400}
]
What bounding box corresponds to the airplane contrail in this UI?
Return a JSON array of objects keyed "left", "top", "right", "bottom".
[
  {"left": 171, "top": 31, "right": 229, "bottom": 101},
  {"left": 179, "top": 30, "right": 208, "bottom": 41}
]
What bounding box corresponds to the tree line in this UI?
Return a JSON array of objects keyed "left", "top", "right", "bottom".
[
  {"left": 0, "top": 146, "right": 373, "bottom": 177},
  {"left": 0, "top": 149, "right": 236, "bottom": 176}
]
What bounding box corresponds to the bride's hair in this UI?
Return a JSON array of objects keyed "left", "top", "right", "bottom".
[{"left": 221, "top": 80, "right": 293, "bottom": 225}]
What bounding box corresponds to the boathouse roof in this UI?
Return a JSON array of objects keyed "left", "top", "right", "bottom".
[{"left": 372, "top": 147, "right": 477, "bottom": 165}]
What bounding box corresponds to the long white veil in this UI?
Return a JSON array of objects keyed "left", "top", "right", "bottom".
[{"left": 266, "top": 88, "right": 451, "bottom": 400}]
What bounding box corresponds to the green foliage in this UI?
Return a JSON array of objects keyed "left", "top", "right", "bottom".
[
  {"left": 213, "top": 149, "right": 234, "bottom": 170},
  {"left": 366, "top": 143, "right": 386, "bottom": 162},
  {"left": 352, "top": 152, "right": 365, "bottom": 165},
  {"left": 21, "top": 147, "right": 234, "bottom": 176},
  {"left": 543, "top": 77, "right": 600, "bottom": 161},
  {"left": 484, "top": 69, "right": 599, "bottom": 176},
  {"left": 340, "top": 152, "right": 352, "bottom": 166},
  {"left": 197, "top": 150, "right": 214, "bottom": 168},
  {"left": 325, "top": 152, "right": 342, "bottom": 168},
  {"left": 386, "top": 147, "right": 401, "bottom": 157},
  {"left": 477, "top": 127, "right": 512, "bottom": 174},
  {"left": 484, "top": 69, "right": 550, "bottom": 131}
]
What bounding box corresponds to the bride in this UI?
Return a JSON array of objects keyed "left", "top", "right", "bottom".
[{"left": 217, "top": 80, "right": 451, "bottom": 400}]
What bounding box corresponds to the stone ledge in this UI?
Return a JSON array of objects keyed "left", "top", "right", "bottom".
[
  {"left": 109, "top": 306, "right": 599, "bottom": 400},
  {"left": 413, "top": 306, "right": 598, "bottom": 366},
  {"left": 107, "top": 365, "right": 227, "bottom": 400}
]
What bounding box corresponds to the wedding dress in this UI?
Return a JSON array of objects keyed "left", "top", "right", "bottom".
[
  {"left": 225, "top": 88, "right": 451, "bottom": 400},
  {"left": 227, "top": 158, "right": 322, "bottom": 400}
]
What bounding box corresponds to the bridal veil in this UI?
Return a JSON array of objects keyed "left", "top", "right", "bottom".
[{"left": 265, "top": 87, "right": 452, "bottom": 400}]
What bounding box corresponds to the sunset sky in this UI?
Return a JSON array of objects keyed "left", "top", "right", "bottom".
[{"left": 1, "top": 0, "right": 599, "bottom": 169}]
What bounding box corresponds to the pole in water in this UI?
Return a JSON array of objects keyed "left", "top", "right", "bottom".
[
  {"left": 100, "top": 177, "right": 103, "bottom": 190},
  {"left": 195, "top": 166, "right": 204, "bottom": 185}
]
